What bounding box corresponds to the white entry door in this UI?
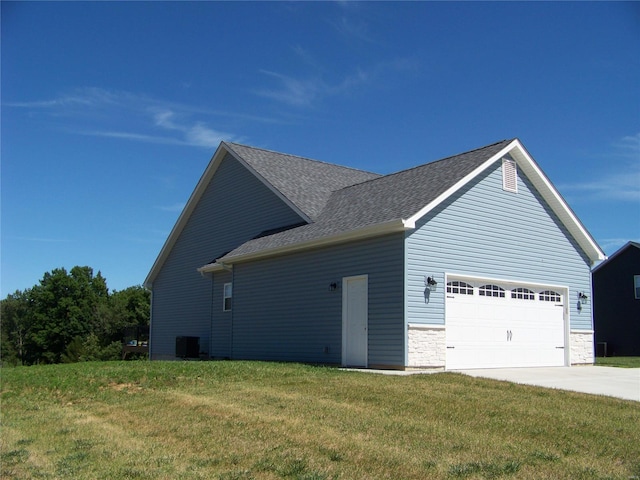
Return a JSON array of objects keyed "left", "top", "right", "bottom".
[{"left": 342, "top": 275, "right": 368, "bottom": 367}]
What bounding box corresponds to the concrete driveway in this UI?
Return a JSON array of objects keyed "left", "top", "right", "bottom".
[{"left": 454, "top": 366, "right": 640, "bottom": 402}]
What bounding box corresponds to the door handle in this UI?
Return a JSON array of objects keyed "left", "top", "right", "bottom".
[{"left": 506, "top": 330, "right": 513, "bottom": 342}]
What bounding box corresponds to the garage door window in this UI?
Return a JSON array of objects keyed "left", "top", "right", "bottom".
[
  {"left": 511, "top": 287, "right": 535, "bottom": 300},
  {"left": 447, "top": 281, "right": 474, "bottom": 295},
  {"left": 479, "top": 284, "right": 505, "bottom": 298},
  {"left": 539, "top": 290, "right": 561, "bottom": 302}
]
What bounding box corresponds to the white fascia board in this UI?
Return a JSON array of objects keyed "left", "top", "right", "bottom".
[
  {"left": 403, "top": 139, "right": 605, "bottom": 264},
  {"left": 508, "top": 140, "right": 605, "bottom": 263},
  {"left": 197, "top": 262, "right": 229, "bottom": 274},
  {"left": 206, "top": 218, "right": 409, "bottom": 268},
  {"left": 144, "top": 143, "right": 230, "bottom": 289},
  {"left": 403, "top": 140, "right": 518, "bottom": 229}
]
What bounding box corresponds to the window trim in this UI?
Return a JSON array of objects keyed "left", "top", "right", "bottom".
[
  {"left": 539, "top": 290, "right": 562, "bottom": 302},
  {"left": 511, "top": 287, "right": 535, "bottom": 300},
  {"left": 479, "top": 284, "right": 506, "bottom": 298},
  {"left": 634, "top": 275, "right": 640, "bottom": 300},
  {"left": 223, "top": 282, "right": 232, "bottom": 311},
  {"left": 446, "top": 281, "right": 474, "bottom": 295}
]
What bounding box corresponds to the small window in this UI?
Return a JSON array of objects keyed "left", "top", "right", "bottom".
[
  {"left": 539, "top": 290, "right": 561, "bottom": 302},
  {"left": 479, "top": 284, "right": 505, "bottom": 298},
  {"left": 502, "top": 158, "right": 518, "bottom": 193},
  {"left": 511, "top": 287, "right": 535, "bottom": 300},
  {"left": 447, "top": 281, "right": 474, "bottom": 295},
  {"left": 223, "top": 283, "right": 232, "bottom": 311},
  {"left": 635, "top": 275, "right": 640, "bottom": 300}
]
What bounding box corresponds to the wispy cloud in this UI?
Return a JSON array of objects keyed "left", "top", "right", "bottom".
[
  {"left": 254, "top": 57, "right": 414, "bottom": 108},
  {"left": 598, "top": 237, "right": 640, "bottom": 254},
  {"left": 6, "top": 88, "right": 241, "bottom": 148},
  {"left": 9, "top": 236, "right": 72, "bottom": 243},
  {"left": 560, "top": 133, "right": 640, "bottom": 202},
  {"left": 157, "top": 202, "right": 186, "bottom": 213}
]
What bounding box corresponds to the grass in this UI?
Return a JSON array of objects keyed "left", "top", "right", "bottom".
[
  {"left": 596, "top": 356, "right": 640, "bottom": 368},
  {"left": 2, "top": 361, "right": 639, "bottom": 480}
]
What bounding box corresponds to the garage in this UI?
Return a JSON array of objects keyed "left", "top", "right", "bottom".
[{"left": 445, "top": 277, "right": 567, "bottom": 370}]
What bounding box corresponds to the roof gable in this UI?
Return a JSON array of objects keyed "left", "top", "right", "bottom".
[
  {"left": 225, "top": 143, "right": 380, "bottom": 220},
  {"left": 145, "top": 142, "right": 379, "bottom": 287},
  {"left": 206, "top": 139, "right": 605, "bottom": 268}
]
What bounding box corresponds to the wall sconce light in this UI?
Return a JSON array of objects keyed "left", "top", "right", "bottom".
[
  {"left": 328, "top": 282, "right": 339, "bottom": 292},
  {"left": 425, "top": 275, "right": 438, "bottom": 287},
  {"left": 578, "top": 292, "right": 589, "bottom": 303}
]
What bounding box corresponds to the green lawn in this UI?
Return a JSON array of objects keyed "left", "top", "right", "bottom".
[
  {"left": 2, "top": 361, "right": 639, "bottom": 480},
  {"left": 596, "top": 356, "right": 640, "bottom": 368}
]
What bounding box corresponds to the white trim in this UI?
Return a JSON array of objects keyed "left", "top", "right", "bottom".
[
  {"left": 408, "top": 323, "right": 446, "bottom": 330},
  {"left": 446, "top": 272, "right": 568, "bottom": 292},
  {"left": 223, "top": 282, "right": 232, "bottom": 312},
  {"left": 403, "top": 141, "right": 516, "bottom": 229},
  {"left": 199, "top": 218, "right": 408, "bottom": 271},
  {"left": 403, "top": 139, "right": 605, "bottom": 263}
]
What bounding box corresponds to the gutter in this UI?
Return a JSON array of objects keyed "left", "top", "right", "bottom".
[{"left": 197, "top": 218, "right": 410, "bottom": 272}]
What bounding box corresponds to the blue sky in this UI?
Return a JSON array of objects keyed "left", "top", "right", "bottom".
[{"left": 2, "top": 1, "right": 639, "bottom": 296}]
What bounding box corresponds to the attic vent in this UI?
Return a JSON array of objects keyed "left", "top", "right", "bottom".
[{"left": 502, "top": 158, "right": 518, "bottom": 193}]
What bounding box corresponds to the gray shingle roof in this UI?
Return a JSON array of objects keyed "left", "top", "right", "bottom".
[
  {"left": 225, "top": 142, "right": 381, "bottom": 221},
  {"left": 219, "top": 139, "right": 513, "bottom": 262}
]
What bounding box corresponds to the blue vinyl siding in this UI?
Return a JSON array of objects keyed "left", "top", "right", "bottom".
[
  {"left": 231, "top": 233, "right": 405, "bottom": 367},
  {"left": 211, "top": 270, "right": 233, "bottom": 358},
  {"left": 406, "top": 160, "right": 594, "bottom": 331},
  {"left": 150, "top": 154, "right": 304, "bottom": 359}
]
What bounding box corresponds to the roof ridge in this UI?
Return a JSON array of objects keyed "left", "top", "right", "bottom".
[
  {"left": 224, "top": 141, "right": 380, "bottom": 177},
  {"left": 329, "top": 138, "right": 514, "bottom": 194},
  {"left": 385, "top": 138, "right": 513, "bottom": 176}
]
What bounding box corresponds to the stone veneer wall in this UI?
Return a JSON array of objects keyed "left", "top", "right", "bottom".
[
  {"left": 407, "top": 324, "right": 446, "bottom": 369},
  {"left": 570, "top": 330, "right": 594, "bottom": 365}
]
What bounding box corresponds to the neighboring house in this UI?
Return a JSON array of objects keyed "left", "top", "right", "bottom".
[
  {"left": 592, "top": 241, "right": 640, "bottom": 356},
  {"left": 144, "top": 139, "right": 605, "bottom": 370}
]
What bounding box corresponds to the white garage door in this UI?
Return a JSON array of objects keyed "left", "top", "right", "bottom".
[{"left": 445, "top": 278, "right": 566, "bottom": 370}]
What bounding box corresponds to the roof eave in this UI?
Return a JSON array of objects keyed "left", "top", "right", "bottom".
[{"left": 200, "top": 218, "right": 409, "bottom": 270}]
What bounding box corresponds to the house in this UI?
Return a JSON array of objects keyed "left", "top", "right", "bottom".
[
  {"left": 592, "top": 241, "right": 640, "bottom": 356},
  {"left": 144, "top": 139, "right": 605, "bottom": 370}
]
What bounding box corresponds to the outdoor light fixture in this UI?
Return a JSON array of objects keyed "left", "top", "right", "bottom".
[
  {"left": 578, "top": 292, "right": 589, "bottom": 303},
  {"left": 328, "top": 282, "right": 339, "bottom": 291},
  {"left": 425, "top": 275, "right": 438, "bottom": 287}
]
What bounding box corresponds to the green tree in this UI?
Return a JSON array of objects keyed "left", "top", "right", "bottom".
[
  {"left": 0, "top": 289, "right": 32, "bottom": 366},
  {"left": 25, "top": 266, "right": 109, "bottom": 364},
  {"left": 1, "top": 267, "right": 150, "bottom": 365}
]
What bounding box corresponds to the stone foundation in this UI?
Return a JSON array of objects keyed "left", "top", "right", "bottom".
[
  {"left": 570, "top": 330, "right": 594, "bottom": 365},
  {"left": 407, "top": 324, "right": 446, "bottom": 368}
]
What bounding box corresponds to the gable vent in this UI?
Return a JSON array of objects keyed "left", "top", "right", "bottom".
[{"left": 502, "top": 158, "right": 518, "bottom": 193}]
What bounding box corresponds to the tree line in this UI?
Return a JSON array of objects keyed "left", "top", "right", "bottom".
[{"left": 1, "top": 266, "right": 150, "bottom": 366}]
